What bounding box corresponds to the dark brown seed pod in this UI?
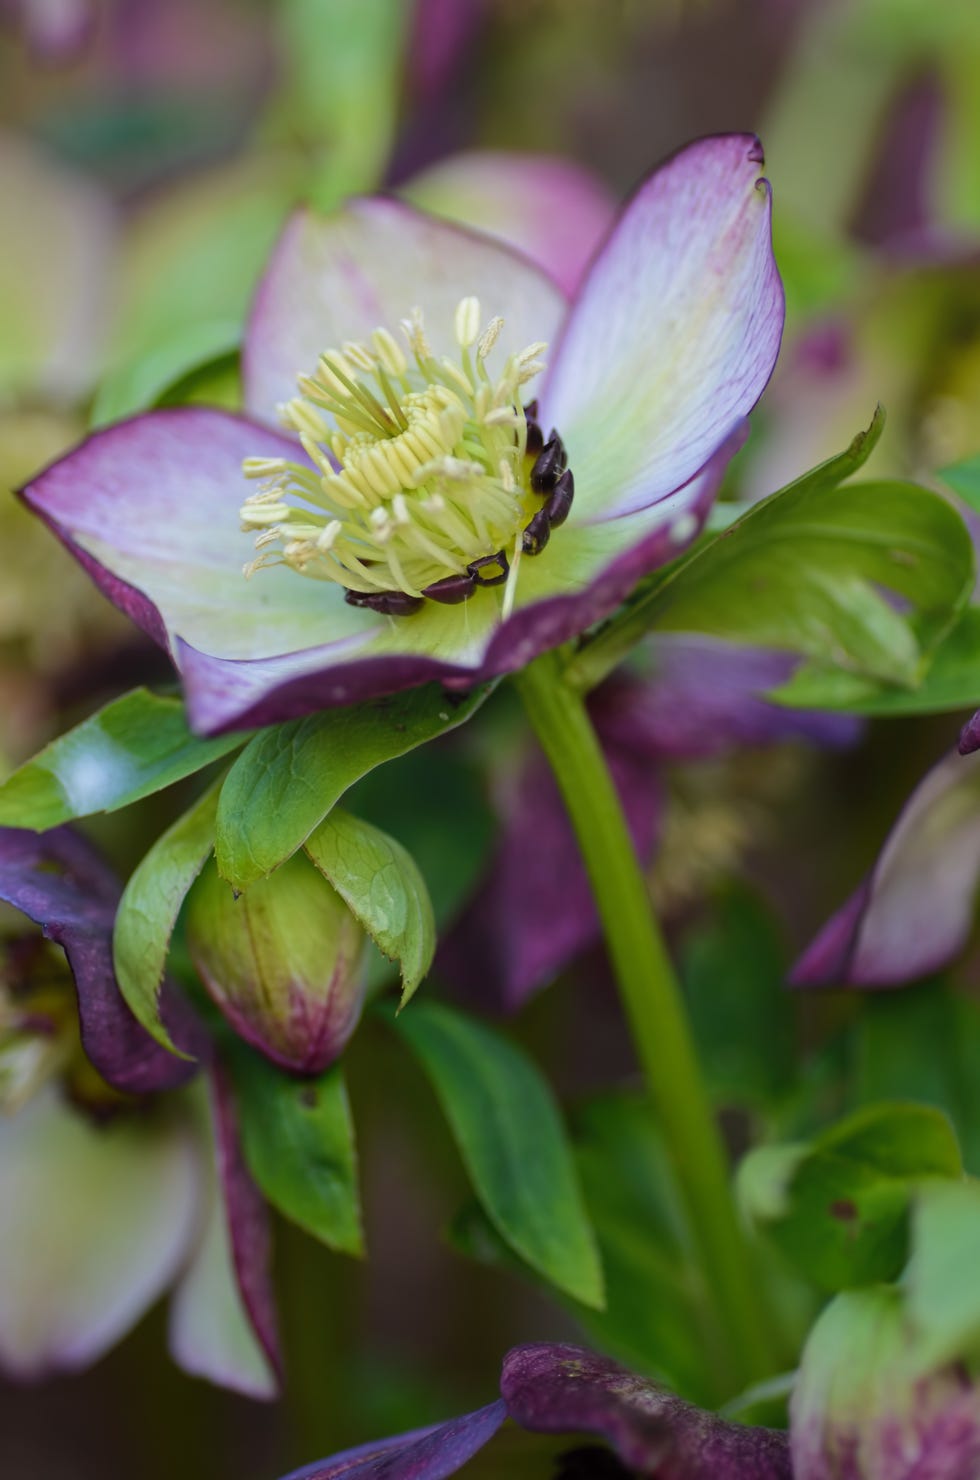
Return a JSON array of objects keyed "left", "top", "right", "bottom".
[
  {"left": 530, "top": 431, "right": 568, "bottom": 493},
  {"left": 522, "top": 509, "right": 551, "bottom": 556},
  {"left": 344, "top": 588, "right": 424, "bottom": 616},
  {"left": 422, "top": 572, "right": 477, "bottom": 605},
  {"left": 545, "top": 468, "right": 574, "bottom": 528},
  {"left": 467, "top": 550, "right": 510, "bottom": 587}
]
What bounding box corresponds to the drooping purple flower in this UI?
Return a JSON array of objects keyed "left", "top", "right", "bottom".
[
  {"left": 0, "top": 824, "right": 202, "bottom": 1092},
  {"left": 441, "top": 648, "right": 858, "bottom": 1012},
  {"left": 276, "top": 1342, "right": 791, "bottom": 1479},
  {"left": 0, "top": 824, "right": 280, "bottom": 1396},
  {"left": 23, "top": 135, "right": 784, "bottom": 736},
  {"left": 793, "top": 748, "right": 980, "bottom": 988}
]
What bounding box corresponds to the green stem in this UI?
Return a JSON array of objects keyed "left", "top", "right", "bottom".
[{"left": 515, "top": 649, "right": 774, "bottom": 1389}]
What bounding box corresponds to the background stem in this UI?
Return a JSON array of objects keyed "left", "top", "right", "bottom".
[{"left": 515, "top": 649, "right": 774, "bottom": 1390}]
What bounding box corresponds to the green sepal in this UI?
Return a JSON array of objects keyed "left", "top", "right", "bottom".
[
  {"left": 304, "top": 809, "right": 435, "bottom": 1008},
  {"left": 0, "top": 689, "right": 248, "bottom": 830},
  {"left": 382, "top": 999, "right": 605, "bottom": 1310},
  {"left": 215, "top": 682, "right": 492, "bottom": 892},
  {"left": 112, "top": 780, "right": 221, "bottom": 1055}
]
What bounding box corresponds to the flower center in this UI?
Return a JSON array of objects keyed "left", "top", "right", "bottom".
[{"left": 240, "top": 297, "right": 575, "bottom": 616}]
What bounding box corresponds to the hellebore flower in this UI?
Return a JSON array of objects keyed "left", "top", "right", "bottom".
[
  {"left": 23, "top": 134, "right": 784, "bottom": 736},
  {"left": 185, "top": 851, "right": 368, "bottom": 1075},
  {"left": 793, "top": 747, "right": 980, "bottom": 988},
  {"left": 0, "top": 824, "right": 281, "bottom": 1396},
  {"left": 276, "top": 1342, "right": 792, "bottom": 1479},
  {"left": 790, "top": 1286, "right": 980, "bottom": 1479},
  {"left": 441, "top": 647, "right": 859, "bottom": 1013}
]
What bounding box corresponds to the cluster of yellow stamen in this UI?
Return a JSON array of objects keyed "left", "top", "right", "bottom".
[{"left": 240, "top": 298, "right": 548, "bottom": 610}]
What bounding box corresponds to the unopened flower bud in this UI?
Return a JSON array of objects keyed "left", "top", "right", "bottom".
[
  {"left": 791, "top": 1287, "right": 980, "bottom": 1479},
  {"left": 186, "top": 853, "right": 367, "bottom": 1074}
]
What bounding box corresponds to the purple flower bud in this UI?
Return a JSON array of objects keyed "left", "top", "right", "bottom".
[
  {"left": 791, "top": 1288, "right": 980, "bottom": 1479},
  {"left": 186, "top": 853, "right": 366, "bottom": 1075}
]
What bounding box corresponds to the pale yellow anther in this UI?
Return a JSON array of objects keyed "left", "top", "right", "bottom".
[
  {"left": 242, "top": 503, "right": 290, "bottom": 527},
  {"left": 454, "top": 296, "right": 481, "bottom": 350},
  {"left": 477, "top": 316, "right": 504, "bottom": 360},
  {"left": 243, "top": 456, "right": 287, "bottom": 479},
  {"left": 343, "top": 340, "right": 376, "bottom": 371},
  {"left": 402, "top": 307, "right": 431, "bottom": 359},
  {"left": 372, "top": 327, "right": 408, "bottom": 377}
]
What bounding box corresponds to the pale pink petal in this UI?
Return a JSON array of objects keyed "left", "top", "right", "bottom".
[
  {"left": 401, "top": 150, "right": 616, "bottom": 297},
  {"left": 243, "top": 198, "right": 567, "bottom": 426}
]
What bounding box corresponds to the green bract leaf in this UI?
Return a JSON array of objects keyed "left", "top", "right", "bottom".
[
  {"left": 386, "top": 1000, "right": 604, "bottom": 1310},
  {"left": 304, "top": 809, "right": 434, "bottom": 1007},
  {"left": 906, "top": 1180, "right": 980, "bottom": 1372},
  {"left": 225, "top": 1045, "right": 363, "bottom": 1256},
  {"left": 113, "top": 782, "right": 220, "bottom": 1054},
  {"left": 0, "top": 689, "right": 248, "bottom": 830},
  {"left": 568, "top": 413, "right": 973, "bottom": 694},
  {"left": 215, "top": 683, "right": 492, "bottom": 892},
  {"left": 738, "top": 1102, "right": 963, "bottom": 1292},
  {"left": 771, "top": 607, "right": 980, "bottom": 714}
]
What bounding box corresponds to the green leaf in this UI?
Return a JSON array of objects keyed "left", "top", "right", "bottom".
[
  {"left": 215, "top": 683, "right": 492, "bottom": 892},
  {"left": 906, "top": 1180, "right": 980, "bottom": 1372},
  {"left": 0, "top": 689, "right": 248, "bottom": 830},
  {"left": 113, "top": 782, "right": 220, "bottom": 1054},
  {"left": 771, "top": 607, "right": 980, "bottom": 714},
  {"left": 91, "top": 321, "right": 240, "bottom": 429},
  {"left": 568, "top": 417, "right": 974, "bottom": 694},
  {"left": 738, "top": 1102, "right": 963, "bottom": 1291},
  {"left": 856, "top": 981, "right": 980, "bottom": 1175},
  {"left": 680, "top": 888, "right": 795, "bottom": 1111},
  {"left": 304, "top": 809, "right": 434, "bottom": 1007},
  {"left": 386, "top": 1000, "right": 604, "bottom": 1309},
  {"left": 225, "top": 1045, "right": 363, "bottom": 1256},
  {"left": 939, "top": 453, "right": 980, "bottom": 514}
]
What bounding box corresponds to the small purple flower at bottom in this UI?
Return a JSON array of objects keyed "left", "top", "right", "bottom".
[{"left": 276, "top": 1343, "right": 792, "bottom": 1479}]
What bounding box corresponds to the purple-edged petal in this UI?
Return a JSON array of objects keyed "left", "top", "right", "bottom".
[
  {"left": 243, "top": 199, "right": 567, "bottom": 427},
  {"left": 538, "top": 134, "right": 783, "bottom": 521},
  {"left": 438, "top": 709, "right": 662, "bottom": 1013},
  {"left": 792, "top": 749, "right": 980, "bottom": 988},
  {"left": 0, "top": 825, "right": 202, "bottom": 1091},
  {"left": 597, "top": 637, "right": 862, "bottom": 760},
  {"left": 501, "top": 1343, "right": 792, "bottom": 1477},
  {"left": 20, "top": 408, "right": 376, "bottom": 664},
  {"left": 170, "top": 1070, "right": 280, "bottom": 1398},
  {"left": 177, "top": 435, "right": 734, "bottom": 734},
  {"left": 277, "top": 1403, "right": 507, "bottom": 1480},
  {"left": 402, "top": 151, "right": 616, "bottom": 298},
  {"left": 0, "top": 1088, "right": 200, "bottom": 1379}
]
